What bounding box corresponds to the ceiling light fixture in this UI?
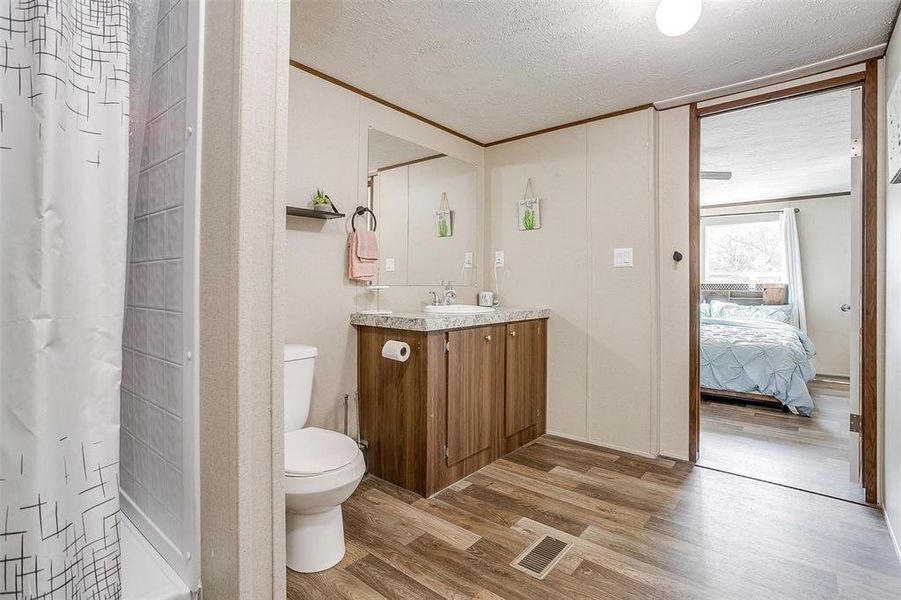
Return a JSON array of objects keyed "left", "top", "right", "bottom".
[{"left": 656, "top": 0, "right": 702, "bottom": 37}]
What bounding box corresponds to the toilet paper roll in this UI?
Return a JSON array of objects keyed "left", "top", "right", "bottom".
[{"left": 381, "top": 340, "right": 411, "bottom": 362}]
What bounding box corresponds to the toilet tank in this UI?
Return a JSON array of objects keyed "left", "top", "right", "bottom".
[{"left": 283, "top": 344, "right": 318, "bottom": 432}]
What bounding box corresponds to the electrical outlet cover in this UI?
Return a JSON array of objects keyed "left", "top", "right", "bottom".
[
  {"left": 495, "top": 250, "right": 505, "bottom": 267},
  {"left": 385, "top": 257, "right": 396, "bottom": 272},
  {"left": 464, "top": 252, "right": 474, "bottom": 268}
]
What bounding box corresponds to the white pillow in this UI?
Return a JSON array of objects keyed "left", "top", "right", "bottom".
[{"left": 710, "top": 300, "right": 792, "bottom": 323}]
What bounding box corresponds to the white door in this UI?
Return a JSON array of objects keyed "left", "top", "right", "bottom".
[{"left": 848, "top": 86, "right": 863, "bottom": 483}]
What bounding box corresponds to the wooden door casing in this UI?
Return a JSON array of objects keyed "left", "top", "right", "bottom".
[{"left": 689, "top": 64, "right": 878, "bottom": 502}]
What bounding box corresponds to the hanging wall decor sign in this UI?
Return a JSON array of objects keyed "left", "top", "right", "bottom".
[
  {"left": 518, "top": 178, "right": 541, "bottom": 231},
  {"left": 436, "top": 191, "right": 453, "bottom": 237}
]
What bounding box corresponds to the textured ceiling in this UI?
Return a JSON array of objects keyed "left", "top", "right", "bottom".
[
  {"left": 290, "top": 0, "right": 897, "bottom": 143},
  {"left": 700, "top": 88, "right": 852, "bottom": 206}
]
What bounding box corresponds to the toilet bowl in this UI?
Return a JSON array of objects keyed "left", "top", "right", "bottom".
[{"left": 283, "top": 344, "right": 365, "bottom": 573}]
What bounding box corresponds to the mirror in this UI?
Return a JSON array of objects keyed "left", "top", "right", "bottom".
[{"left": 367, "top": 129, "right": 478, "bottom": 286}]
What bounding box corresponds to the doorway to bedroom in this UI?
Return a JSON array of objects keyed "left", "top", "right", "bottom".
[{"left": 690, "top": 78, "right": 873, "bottom": 504}]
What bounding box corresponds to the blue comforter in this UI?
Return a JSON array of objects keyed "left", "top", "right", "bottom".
[{"left": 700, "top": 317, "right": 817, "bottom": 415}]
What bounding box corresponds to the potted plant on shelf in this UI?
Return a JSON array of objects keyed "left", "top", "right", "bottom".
[{"left": 312, "top": 189, "right": 335, "bottom": 212}]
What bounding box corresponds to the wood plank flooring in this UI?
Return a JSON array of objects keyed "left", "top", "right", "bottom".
[
  {"left": 286, "top": 435, "right": 900, "bottom": 599},
  {"left": 699, "top": 379, "right": 864, "bottom": 503}
]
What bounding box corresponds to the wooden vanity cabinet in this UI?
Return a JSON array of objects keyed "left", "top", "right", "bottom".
[{"left": 356, "top": 318, "right": 547, "bottom": 497}]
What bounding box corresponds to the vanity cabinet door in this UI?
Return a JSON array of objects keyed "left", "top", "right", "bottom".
[
  {"left": 446, "top": 325, "right": 504, "bottom": 466},
  {"left": 505, "top": 320, "right": 547, "bottom": 437}
]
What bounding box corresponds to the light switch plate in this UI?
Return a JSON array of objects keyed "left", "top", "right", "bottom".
[
  {"left": 613, "top": 247, "right": 633, "bottom": 268},
  {"left": 464, "top": 252, "right": 474, "bottom": 268},
  {"left": 385, "top": 257, "right": 396, "bottom": 272},
  {"left": 494, "top": 250, "right": 505, "bottom": 267}
]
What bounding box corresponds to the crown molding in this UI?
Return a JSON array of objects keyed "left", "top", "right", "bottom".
[{"left": 654, "top": 44, "right": 884, "bottom": 110}]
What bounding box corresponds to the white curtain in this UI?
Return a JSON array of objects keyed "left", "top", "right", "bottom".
[
  {"left": 781, "top": 207, "right": 808, "bottom": 332},
  {"left": 1, "top": 2, "right": 130, "bottom": 597}
]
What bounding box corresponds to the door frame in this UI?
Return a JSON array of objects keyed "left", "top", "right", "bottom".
[{"left": 688, "top": 61, "right": 879, "bottom": 504}]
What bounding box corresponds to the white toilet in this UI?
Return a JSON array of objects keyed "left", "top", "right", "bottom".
[{"left": 283, "top": 344, "right": 365, "bottom": 573}]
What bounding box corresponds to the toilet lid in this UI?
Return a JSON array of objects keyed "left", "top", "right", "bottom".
[{"left": 284, "top": 427, "right": 360, "bottom": 476}]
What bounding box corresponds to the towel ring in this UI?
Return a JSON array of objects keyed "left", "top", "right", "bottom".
[{"left": 352, "top": 206, "right": 377, "bottom": 232}]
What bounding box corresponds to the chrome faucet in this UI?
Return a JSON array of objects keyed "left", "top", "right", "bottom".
[
  {"left": 442, "top": 280, "right": 457, "bottom": 305},
  {"left": 429, "top": 281, "right": 457, "bottom": 306}
]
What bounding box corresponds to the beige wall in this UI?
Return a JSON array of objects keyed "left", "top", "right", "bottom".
[
  {"left": 285, "top": 68, "right": 484, "bottom": 434},
  {"left": 485, "top": 109, "right": 662, "bottom": 457},
  {"left": 200, "top": 0, "right": 287, "bottom": 597},
  {"left": 883, "top": 27, "right": 901, "bottom": 558},
  {"left": 702, "top": 195, "right": 853, "bottom": 378},
  {"left": 286, "top": 70, "right": 359, "bottom": 434},
  {"left": 587, "top": 111, "right": 659, "bottom": 455},
  {"left": 486, "top": 126, "right": 591, "bottom": 440}
]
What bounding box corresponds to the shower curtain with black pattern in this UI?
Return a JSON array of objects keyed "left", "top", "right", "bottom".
[{"left": 0, "top": 1, "right": 132, "bottom": 597}]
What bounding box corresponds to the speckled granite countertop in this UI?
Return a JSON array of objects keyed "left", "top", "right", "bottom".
[{"left": 350, "top": 307, "right": 550, "bottom": 332}]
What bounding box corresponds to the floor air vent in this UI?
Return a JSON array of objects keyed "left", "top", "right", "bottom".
[{"left": 511, "top": 535, "right": 572, "bottom": 580}]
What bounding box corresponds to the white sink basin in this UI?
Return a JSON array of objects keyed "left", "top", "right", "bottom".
[{"left": 423, "top": 304, "right": 495, "bottom": 314}]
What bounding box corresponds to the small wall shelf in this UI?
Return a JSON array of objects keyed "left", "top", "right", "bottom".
[{"left": 286, "top": 206, "right": 346, "bottom": 220}]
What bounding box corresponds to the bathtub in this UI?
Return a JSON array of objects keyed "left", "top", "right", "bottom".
[{"left": 120, "top": 514, "right": 191, "bottom": 600}]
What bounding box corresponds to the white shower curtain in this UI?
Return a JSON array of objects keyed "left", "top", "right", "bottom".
[
  {"left": 781, "top": 207, "right": 808, "bottom": 332},
  {"left": 1, "top": 2, "right": 130, "bottom": 597}
]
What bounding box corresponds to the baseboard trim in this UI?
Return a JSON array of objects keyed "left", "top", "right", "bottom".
[
  {"left": 814, "top": 375, "right": 851, "bottom": 383},
  {"left": 886, "top": 509, "right": 901, "bottom": 566},
  {"left": 545, "top": 430, "right": 658, "bottom": 459},
  {"left": 658, "top": 450, "right": 690, "bottom": 462}
]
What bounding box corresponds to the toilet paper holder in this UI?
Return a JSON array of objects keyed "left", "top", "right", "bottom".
[{"left": 382, "top": 340, "right": 411, "bottom": 362}]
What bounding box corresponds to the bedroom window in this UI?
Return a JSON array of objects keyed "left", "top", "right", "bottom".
[{"left": 701, "top": 213, "right": 787, "bottom": 284}]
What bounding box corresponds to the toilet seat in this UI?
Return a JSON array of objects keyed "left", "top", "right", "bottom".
[
  {"left": 283, "top": 428, "right": 365, "bottom": 514},
  {"left": 284, "top": 427, "right": 361, "bottom": 476}
]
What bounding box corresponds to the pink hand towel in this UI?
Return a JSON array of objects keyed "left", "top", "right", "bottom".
[
  {"left": 355, "top": 230, "right": 379, "bottom": 260},
  {"left": 347, "top": 231, "right": 379, "bottom": 282}
]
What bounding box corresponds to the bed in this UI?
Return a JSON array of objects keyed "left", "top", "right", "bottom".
[{"left": 700, "top": 301, "right": 817, "bottom": 416}]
